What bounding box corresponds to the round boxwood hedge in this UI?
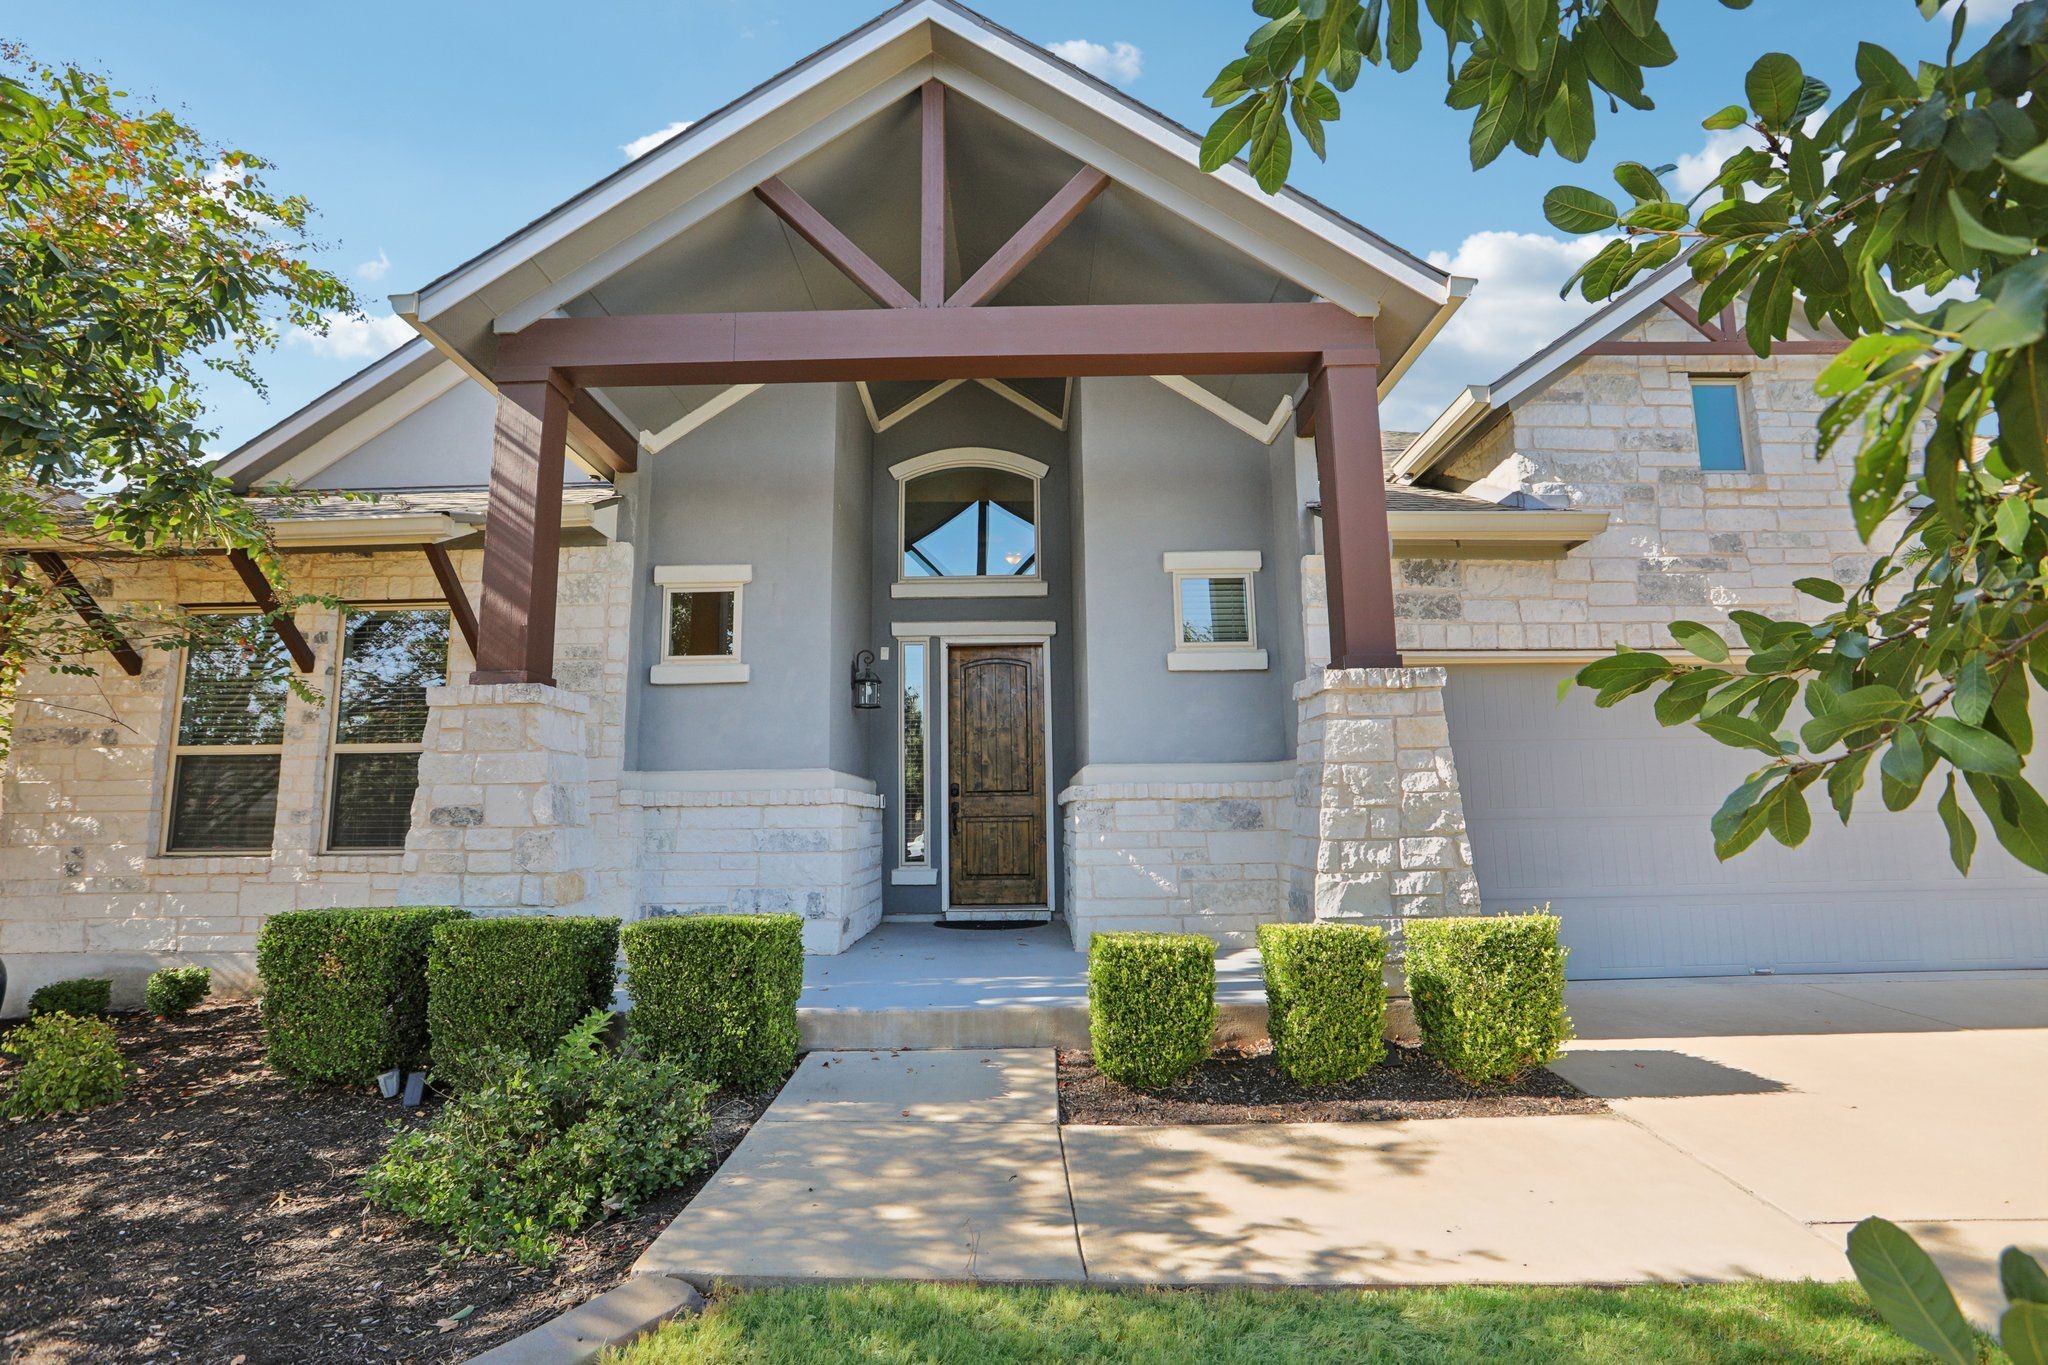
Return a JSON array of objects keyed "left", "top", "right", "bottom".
[
  {"left": 1257, "top": 921, "right": 1389, "bottom": 1086},
  {"left": 1087, "top": 932, "right": 1215, "bottom": 1089}
]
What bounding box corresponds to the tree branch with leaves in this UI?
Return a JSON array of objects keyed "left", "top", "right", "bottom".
[{"left": 1206, "top": 0, "right": 2048, "bottom": 877}]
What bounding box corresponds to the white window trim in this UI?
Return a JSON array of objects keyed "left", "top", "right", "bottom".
[
  {"left": 162, "top": 610, "right": 285, "bottom": 857},
  {"left": 1164, "top": 551, "right": 1267, "bottom": 672},
  {"left": 323, "top": 603, "right": 451, "bottom": 855},
  {"left": 652, "top": 565, "right": 751, "bottom": 685},
  {"left": 897, "top": 636, "right": 932, "bottom": 877},
  {"left": 890, "top": 447, "right": 1048, "bottom": 596},
  {"left": 1688, "top": 374, "right": 1755, "bottom": 473}
]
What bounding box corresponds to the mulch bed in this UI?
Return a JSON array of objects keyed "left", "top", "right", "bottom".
[
  {"left": 0, "top": 1002, "right": 778, "bottom": 1364},
  {"left": 1058, "top": 1039, "right": 1605, "bottom": 1125}
]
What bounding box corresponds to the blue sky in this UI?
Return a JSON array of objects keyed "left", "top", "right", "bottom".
[{"left": 16, "top": 1, "right": 1975, "bottom": 439}]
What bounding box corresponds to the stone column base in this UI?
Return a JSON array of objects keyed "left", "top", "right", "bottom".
[
  {"left": 398, "top": 683, "right": 597, "bottom": 913},
  {"left": 1291, "top": 667, "right": 1481, "bottom": 938}
]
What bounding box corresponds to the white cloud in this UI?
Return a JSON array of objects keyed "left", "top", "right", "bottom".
[
  {"left": 287, "top": 310, "right": 414, "bottom": 361},
  {"left": 1047, "top": 39, "right": 1143, "bottom": 84},
  {"left": 355, "top": 248, "right": 391, "bottom": 282},
  {"left": 1944, "top": 0, "right": 2018, "bottom": 23},
  {"left": 1672, "top": 126, "right": 1763, "bottom": 196},
  {"left": 1381, "top": 230, "right": 1610, "bottom": 430},
  {"left": 621, "top": 120, "right": 693, "bottom": 160}
]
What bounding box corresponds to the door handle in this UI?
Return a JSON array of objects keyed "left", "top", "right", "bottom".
[{"left": 950, "top": 781, "right": 961, "bottom": 836}]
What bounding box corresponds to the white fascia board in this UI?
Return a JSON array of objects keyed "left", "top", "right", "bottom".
[
  {"left": 267, "top": 513, "right": 465, "bottom": 548},
  {"left": 642, "top": 385, "right": 765, "bottom": 452},
  {"left": 1149, "top": 376, "right": 1292, "bottom": 444},
  {"left": 1379, "top": 275, "right": 1476, "bottom": 401},
  {"left": 255, "top": 362, "right": 471, "bottom": 489},
  {"left": 1389, "top": 385, "right": 1492, "bottom": 484},
  {"left": 214, "top": 337, "right": 441, "bottom": 482},
  {"left": 419, "top": 8, "right": 936, "bottom": 331},
  {"left": 1386, "top": 509, "right": 1611, "bottom": 547},
  {"left": 1488, "top": 255, "right": 1696, "bottom": 411}
]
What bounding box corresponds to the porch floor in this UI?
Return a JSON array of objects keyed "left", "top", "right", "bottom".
[{"left": 796, "top": 920, "right": 1270, "bottom": 1050}]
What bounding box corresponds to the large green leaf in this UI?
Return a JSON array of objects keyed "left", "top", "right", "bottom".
[
  {"left": 1745, "top": 52, "right": 1805, "bottom": 129},
  {"left": 1937, "top": 774, "right": 1977, "bottom": 873},
  {"left": 1668, "top": 620, "right": 1730, "bottom": 663},
  {"left": 1926, "top": 717, "right": 2023, "bottom": 776},
  {"left": 1967, "top": 772, "right": 2048, "bottom": 873},
  {"left": 1948, "top": 190, "right": 2035, "bottom": 256},
  {"left": 2006, "top": 1246, "right": 2048, "bottom": 1305},
  {"left": 1955, "top": 655, "right": 1995, "bottom": 726},
  {"left": 1994, "top": 342, "right": 2048, "bottom": 485},
  {"left": 1199, "top": 96, "right": 1264, "bottom": 172},
  {"left": 2006, "top": 1302, "right": 2048, "bottom": 1365},
  {"left": 1543, "top": 185, "right": 1620, "bottom": 233},
  {"left": 1845, "top": 1217, "right": 1978, "bottom": 1365}
]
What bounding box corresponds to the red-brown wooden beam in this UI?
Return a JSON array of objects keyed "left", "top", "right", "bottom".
[
  {"left": 947, "top": 166, "right": 1109, "bottom": 309},
  {"left": 1661, "top": 295, "right": 1724, "bottom": 342},
  {"left": 422, "top": 542, "right": 480, "bottom": 661},
  {"left": 471, "top": 378, "right": 569, "bottom": 686},
  {"left": 494, "top": 303, "right": 1375, "bottom": 388},
  {"left": 225, "top": 548, "right": 316, "bottom": 673},
  {"left": 1304, "top": 356, "right": 1401, "bottom": 671},
  {"left": 565, "top": 388, "right": 637, "bottom": 477},
  {"left": 752, "top": 176, "right": 918, "bottom": 310},
  {"left": 28, "top": 551, "right": 144, "bottom": 677},
  {"left": 920, "top": 80, "right": 948, "bottom": 306}
]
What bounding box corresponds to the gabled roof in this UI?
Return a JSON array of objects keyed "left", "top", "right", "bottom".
[{"left": 1387, "top": 257, "right": 1696, "bottom": 485}]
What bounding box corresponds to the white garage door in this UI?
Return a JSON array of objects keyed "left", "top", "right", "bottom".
[{"left": 1447, "top": 665, "right": 2048, "bottom": 979}]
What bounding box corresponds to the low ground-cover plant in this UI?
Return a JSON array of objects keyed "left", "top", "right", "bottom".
[
  {"left": 1088, "top": 932, "right": 1215, "bottom": 1089},
  {"left": 1258, "top": 922, "right": 1388, "bottom": 1086},
  {"left": 257, "top": 906, "right": 468, "bottom": 1084},
  {"left": 427, "top": 915, "right": 619, "bottom": 1089},
  {"left": 144, "top": 966, "right": 212, "bottom": 1020},
  {"left": 622, "top": 914, "right": 802, "bottom": 1092},
  {"left": 2, "top": 1012, "right": 125, "bottom": 1118},
  {"left": 28, "top": 977, "right": 111, "bottom": 1018},
  {"left": 1405, "top": 913, "right": 1570, "bottom": 1085},
  {"left": 364, "top": 1009, "right": 711, "bottom": 1265}
]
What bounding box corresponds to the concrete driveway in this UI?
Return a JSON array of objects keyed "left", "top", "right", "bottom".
[{"left": 638, "top": 970, "right": 2046, "bottom": 1321}]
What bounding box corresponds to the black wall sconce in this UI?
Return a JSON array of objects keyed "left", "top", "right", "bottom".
[{"left": 851, "top": 649, "right": 882, "bottom": 709}]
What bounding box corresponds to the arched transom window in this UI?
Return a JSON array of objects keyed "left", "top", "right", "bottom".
[{"left": 891, "top": 449, "right": 1047, "bottom": 584}]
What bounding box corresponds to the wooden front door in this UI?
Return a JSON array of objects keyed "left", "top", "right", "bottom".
[{"left": 946, "top": 643, "right": 1046, "bottom": 907}]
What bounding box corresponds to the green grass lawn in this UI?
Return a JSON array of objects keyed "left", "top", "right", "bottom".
[{"left": 603, "top": 1281, "right": 1941, "bottom": 1364}]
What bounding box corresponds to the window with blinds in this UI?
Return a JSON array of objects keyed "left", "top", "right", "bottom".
[
  {"left": 165, "top": 616, "right": 291, "bottom": 853},
  {"left": 327, "top": 608, "right": 449, "bottom": 852},
  {"left": 1179, "top": 575, "right": 1253, "bottom": 645}
]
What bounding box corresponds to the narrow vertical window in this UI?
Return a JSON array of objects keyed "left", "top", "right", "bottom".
[
  {"left": 1690, "top": 377, "right": 1751, "bottom": 471},
  {"left": 328, "top": 608, "right": 449, "bottom": 852},
  {"left": 900, "top": 640, "right": 928, "bottom": 866},
  {"left": 166, "top": 615, "right": 289, "bottom": 853}
]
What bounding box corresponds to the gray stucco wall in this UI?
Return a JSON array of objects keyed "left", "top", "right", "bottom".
[
  {"left": 831, "top": 385, "right": 875, "bottom": 778},
  {"left": 303, "top": 379, "right": 600, "bottom": 491},
  {"left": 1070, "top": 377, "right": 1295, "bottom": 766},
  {"left": 626, "top": 383, "right": 853, "bottom": 772},
  {"left": 865, "top": 382, "right": 1077, "bottom": 915}
]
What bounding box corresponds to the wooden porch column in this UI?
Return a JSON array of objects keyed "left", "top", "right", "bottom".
[
  {"left": 1307, "top": 354, "right": 1401, "bottom": 670},
  {"left": 471, "top": 377, "right": 570, "bottom": 686}
]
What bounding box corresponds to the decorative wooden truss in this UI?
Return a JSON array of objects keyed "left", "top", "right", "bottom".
[
  {"left": 1585, "top": 293, "right": 1846, "bottom": 357},
  {"left": 474, "top": 80, "right": 1404, "bottom": 684}
]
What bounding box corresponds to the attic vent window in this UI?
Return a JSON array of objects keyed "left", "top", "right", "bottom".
[{"left": 1690, "top": 376, "right": 1752, "bottom": 472}]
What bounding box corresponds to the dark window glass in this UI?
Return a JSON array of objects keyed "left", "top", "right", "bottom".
[
  {"left": 902, "top": 467, "right": 1036, "bottom": 578},
  {"left": 1181, "top": 576, "right": 1252, "bottom": 645},
  {"left": 667, "top": 590, "right": 736, "bottom": 657},
  {"left": 336, "top": 610, "right": 449, "bottom": 744},
  {"left": 328, "top": 751, "right": 423, "bottom": 852},
  {"left": 166, "top": 754, "right": 281, "bottom": 853},
  {"left": 175, "top": 617, "right": 290, "bottom": 746}
]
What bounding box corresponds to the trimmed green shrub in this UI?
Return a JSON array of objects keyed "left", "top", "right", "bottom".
[
  {"left": 364, "top": 1009, "right": 711, "bottom": 1265},
  {"left": 3, "top": 1012, "right": 126, "bottom": 1117},
  {"left": 427, "top": 915, "right": 620, "bottom": 1088},
  {"left": 1087, "top": 932, "right": 1215, "bottom": 1089},
  {"left": 1258, "top": 922, "right": 1389, "bottom": 1085},
  {"left": 28, "top": 977, "right": 110, "bottom": 1018},
  {"left": 256, "top": 906, "right": 469, "bottom": 1083},
  {"left": 144, "top": 966, "right": 213, "bottom": 1020},
  {"left": 1404, "top": 912, "right": 1571, "bottom": 1084},
  {"left": 622, "top": 914, "right": 802, "bottom": 1092}
]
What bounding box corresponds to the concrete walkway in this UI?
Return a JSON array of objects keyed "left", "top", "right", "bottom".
[{"left": 640, "top": 970, "right": 2047, "bottom": 1320}]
